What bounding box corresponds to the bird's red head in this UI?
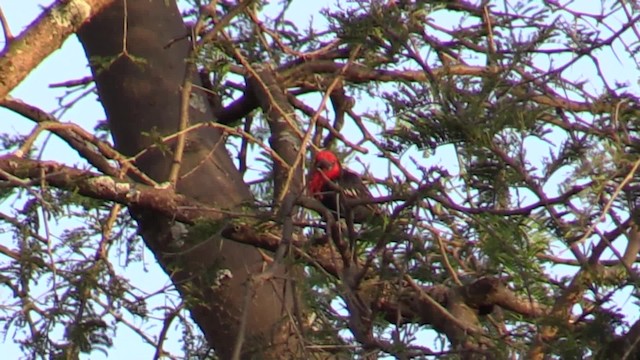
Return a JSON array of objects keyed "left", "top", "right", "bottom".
[{"left": 308, "top": 150, "right": 342, "bottom": 197}]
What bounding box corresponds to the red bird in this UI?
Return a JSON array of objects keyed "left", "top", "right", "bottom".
[{"left": 308, "top": 150, "right": 379, "bottom": 222}]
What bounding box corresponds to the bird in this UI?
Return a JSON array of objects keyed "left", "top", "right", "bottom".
[{"left": 307, "top": 149, "right": 379, "bottom": 223}]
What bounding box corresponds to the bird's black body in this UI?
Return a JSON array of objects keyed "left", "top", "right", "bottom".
[{"left": 317, "top": 168, "right": 378, "bottom": 223}]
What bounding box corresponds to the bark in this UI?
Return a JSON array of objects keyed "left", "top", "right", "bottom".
[
  {"left": 76, "top": 0, "right": 300, "bottom": 357},
  {"left": 0, "top": 0, "right": 116, "bottom": 99}
]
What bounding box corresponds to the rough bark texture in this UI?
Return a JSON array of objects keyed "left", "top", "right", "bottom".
[{"left": 77, "top": 0, "right": 298, "bottom": 357}]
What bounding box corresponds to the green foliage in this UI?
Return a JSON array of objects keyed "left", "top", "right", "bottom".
[{"left": 88, "top": 53, "right": 148, "bottom": 74}]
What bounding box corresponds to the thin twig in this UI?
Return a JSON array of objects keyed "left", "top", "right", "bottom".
[
  {"left": 0, "top": 5, "right": 13, "bottom": 45},
  {"left": 231, "top": 278, "right": 256, "bottom": 360},
  {"left": 168, "top": 0, "right": 255, "bottom": 185}
]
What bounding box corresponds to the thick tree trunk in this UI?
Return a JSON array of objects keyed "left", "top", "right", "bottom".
[{"left": 77, "top": 0, "right": 298, "bottom": 357}]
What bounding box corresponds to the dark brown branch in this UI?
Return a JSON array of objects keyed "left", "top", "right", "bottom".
[
  {"left": 247, "top": 64, "right": 304, "bottom": 203},
  {"left": 49, "top": 76, "right": 93, "bottom": 88},
  {"left": 598, "top": 317, "right": 640, "bottom": 358},
  {"left": 213, "top": 92, "right": 259, "bottom": 125},
  {"left": 279, "top": 60, "right": 609, "bottom": 114}
]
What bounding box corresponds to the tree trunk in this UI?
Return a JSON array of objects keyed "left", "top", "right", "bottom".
[{"left": 77, "top": 0, "right": 298, "bottom": 357}]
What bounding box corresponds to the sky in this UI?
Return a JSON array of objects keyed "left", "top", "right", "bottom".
[{"left": 1, "top": 0, "right": 640, "bottom": 359}]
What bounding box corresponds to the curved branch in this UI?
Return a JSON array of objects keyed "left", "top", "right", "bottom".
[{"left": 0, "top": 0, "right": 115, "bottom": 99}]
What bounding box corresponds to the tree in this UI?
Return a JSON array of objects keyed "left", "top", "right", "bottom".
[{"left": 1, "top": 0, "right": 640, "bottom": 358}]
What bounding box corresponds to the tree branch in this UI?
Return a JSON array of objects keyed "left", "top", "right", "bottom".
[
  {"left": 0, "top": 0, "right": 115, "bottom": 99},
  {"left": 0, "top": 155, "right": 213, "bottom": 224},
  {"left": 221, "top": 222, "right": 550, "bottom": 348}
]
